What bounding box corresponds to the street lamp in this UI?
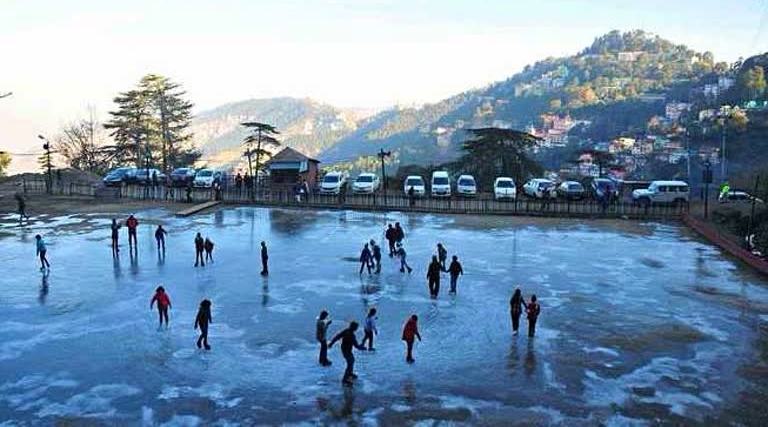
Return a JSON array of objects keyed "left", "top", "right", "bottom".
[{"left": 37, "top": 135, "right": 53, "bottom": 195}]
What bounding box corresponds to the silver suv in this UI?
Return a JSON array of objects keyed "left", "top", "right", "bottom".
[{"left": 632, "top": 180, "right": 689, "bottom": 206}]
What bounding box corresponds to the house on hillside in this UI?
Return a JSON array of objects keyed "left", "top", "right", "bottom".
[{"left": 266, "top": 147, "right": 320, "bottom": 187}]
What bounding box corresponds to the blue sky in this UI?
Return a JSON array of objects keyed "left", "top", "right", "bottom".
[{"left": 1, "top": 0, "right": 767, "bottom": 170}]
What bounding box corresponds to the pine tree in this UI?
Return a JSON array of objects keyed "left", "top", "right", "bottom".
[
  {"left": 104, "top": 75, "right": 198, "bottom": 171},
  {"left": 456, "top": 128, "right": 542, "bottom": 187},
  {"left": 241, "top": 122, "right": 280, "bottom": 189}
]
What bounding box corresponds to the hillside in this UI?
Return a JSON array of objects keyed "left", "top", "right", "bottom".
[
  {"left": 191, "top": 97, "right": 367, "bottom": 167},
  {"left": 319, "top": 30, "right": 728, "bottom": 168}
]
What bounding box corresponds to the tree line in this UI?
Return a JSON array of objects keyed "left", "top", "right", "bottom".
[{"left": 54, "top": 74, "right": 199, "bottom": 175}]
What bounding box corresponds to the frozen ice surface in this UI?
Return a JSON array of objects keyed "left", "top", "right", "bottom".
[{"left": 1, "top": 207, "right": 768, "bottom": 425}]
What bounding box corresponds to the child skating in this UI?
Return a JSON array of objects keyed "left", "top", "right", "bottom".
[
  {"left": 361, "top": 308, "right": 378, "bottom": 351},
  {"left": 401, "top": 314, "right": 422, "bottom": 363},
  {"left": 35, "top": 234, "right": 50, "bottom": 270},
  {"left": 526, "top": 294, "right": 541, "bottom": 338},
  {"left": 316, "top": 310, "right": 333, "bottom": 366},
  {"left": 204, "top": 237, "right": 214, "bottom": 263},
  {"left": 155, "top": 225, "right": 168, "bottom": 251}
]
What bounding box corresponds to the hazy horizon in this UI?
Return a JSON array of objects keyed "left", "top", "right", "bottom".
[{"left": 1, "top": 0, "right": 767, "bottom": 173}]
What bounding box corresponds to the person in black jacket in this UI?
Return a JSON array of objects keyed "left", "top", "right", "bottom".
[
  {"left": 427, "top": 256, "right": 442, "bottom": 298},
  {"left": 260, "top": 241, "right": 269, "bottom": 276},
  {"left": 509, "top": 287, "right": 527, "bottom": 336},
  {"left": 447, "top": 255, "right": 463, "bottom": 294},
  {"left": 385, "top": 224, "right": 396, "bottom": 257},
  {"left": 329, "top": 321, "right": 366, "bottom": 385},
  {"left": 194, "top": 233, "right": 205, "bottom": 267},
  {"left": 194, "top": 299, "right": 213, "bottom": 350}
]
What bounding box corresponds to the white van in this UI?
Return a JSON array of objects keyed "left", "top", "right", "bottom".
[
  {"left": 319, "top": 171, "right": 347, "bottom": 195},
  {"left": 431, "top": 171, "right": 451, "bottom": 198},
  {"left": 632, "top": 180, "right": 690, "bottom": 206}
]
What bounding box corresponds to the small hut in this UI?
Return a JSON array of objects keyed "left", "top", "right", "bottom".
[{"left": 266, "top": 147, "right": 320, "bottom": 187}]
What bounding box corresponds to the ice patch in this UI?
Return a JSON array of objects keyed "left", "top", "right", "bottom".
[
  {"left": 160, "top": 415, "right": 203, "bottom": 426},
  {"left": 35, "top": 383, "right": 141, "bottom": 418},
  {"left": 158, "top": 384, "right": 243, "bottom": 409},
  {"left": 268, "top": 303, "right": 304, "bottom": 314},
  {"left": 584, "top": 347, "right": 620, "bottom": 357}
]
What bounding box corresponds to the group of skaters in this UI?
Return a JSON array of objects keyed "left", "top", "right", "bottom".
[
  {"left": 316, "top": 308, "right": 422, "bottom": 385},
  {"left": 28, "top": 208, "right": 543, "bottom": 388},
  {"left": 104, "top": 214, "right": 270, "bottom": 274},
  {"left": 315, "top": 284, "right": 540, "bottom": 386}
]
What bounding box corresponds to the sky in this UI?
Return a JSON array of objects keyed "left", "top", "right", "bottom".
[{"left": 1, "top": 0, "right": 767, "bottom": 172}]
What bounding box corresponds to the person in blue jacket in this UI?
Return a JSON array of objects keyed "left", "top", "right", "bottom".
[{"left": 35, "top": 234, "right": 50, "bottom": 270}]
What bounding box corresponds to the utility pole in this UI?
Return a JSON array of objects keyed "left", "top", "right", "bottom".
[
  {"left": 37, "top": 135, "right": 53, "bottom": 195},
  {"left": 719, "top": 112, "right": 729, "bottom": 181},
  {"left": 377, "top": 148, "right": 391, "bottom": 194},
  {"left": 685, "top": 128, "right": 691, "bottom": 183}
]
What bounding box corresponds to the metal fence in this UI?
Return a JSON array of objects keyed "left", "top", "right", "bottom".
[{"left": 16, "top": 179, "right": 687, "bottom": 219}]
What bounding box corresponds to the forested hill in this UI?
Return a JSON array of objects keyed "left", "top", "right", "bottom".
[
  {"left": 191, "top": 97, "right": 366, "bottom": 166},
  {"left": 319, "top": 29, "right": 729, "bottom": 167}
]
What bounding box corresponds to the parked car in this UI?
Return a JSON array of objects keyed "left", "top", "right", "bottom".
[
  {"left": 352, "top": 172, "right": 381, "bottom": 194},
  {"left": 403, "top": 175, "right": 426, "bottom": 197},
  {"left": 319, "top": 171, "right": 348, "bottom": 195},
  {"left": 193, "top": 168, "right": 222, "bottom": 188},
  {"left": 590, "top": 178, "right": 619, "bottom": 201},
  {"left": 430, "top": 171, "right": 451, "bottom": 198},
  {"left": 102, "top": 167, "right": 137, "bottom": 187},
  {"left": 523, "top": 178, "right": 556, "bottom": 199},
  {"left": 557, "top": 181, "right": 586, "bottom": 200},
  {"left": 494, "top": 177, "right": 517, "bottom": 200},
  {"left": 456, "top": 174, "right": 477, "bottom": 197},
  {"left": 632, "top": 180, "right": 690, "bottom": 206},
  {"left": 170, "top": 167, "right": 197, "bottom": 187},
  {"left": 722, "top": 190, "right": 765, "bottom": 203},
  {"left": 133, "top": 168, "right": 166, "bottom": 185}
]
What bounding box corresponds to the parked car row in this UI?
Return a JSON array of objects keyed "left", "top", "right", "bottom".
[{"left": 102, "top": 166, "right": 224, "bottom": 188}]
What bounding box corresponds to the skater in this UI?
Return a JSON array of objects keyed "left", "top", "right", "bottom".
[
  {"left": 396, "top": 243, "right": 413, "bottom": 273},
  {"left": 329, "top": 321, "right": 366, "bottom": 385},
  {"left": 149, "top": 286, "right": 172, "bottom": 327},
  {"left": 194, "top": 232, "right": 205, "bottom": 267},
  {"left": 436, "top": 243, "right": 448, "bottom": 271},
  {"left": 194, "top": 299, "right": 213, "bottom": 350},
  {"left": 401, "top": 314, "right": 421, "bottom": 363},
  {"left": 370, "top": 239, "right": 382, "bottom": 273},
  {"left": 385, "top": 223, "right": 396, "bottom": 257},
  {"left": 15, "top": 193, "right": 29, "bottom": 226},
  {"left": 526, "top": 294, "right": 541, "bottom": 338},
  {"left": 359, "top": 243, "right": 372, "bottom": 275},
  {"left": 509, "top": 287, "right": 527, "bottom": 335},
  {"left": 316, "top": 310, "right": 333, "bottom": 366},
  {"left": 260, "top": 241, "right": 269, "bottom": 276},
  {"left": 394, "top": 222, "right": 405, "bottom": 244},
  {"left": 447, "top": 255, "right": 463, "bottom": 293},
  {"left": 155, "top": 225, "right": 168, "bottom": 251},
  {"left": 126, "top": 214, "right": 138, "bottom": 248},
  {"left": 427, "top": 255, "right": 442, "bottom": 298},
  {"left": 204, "top": 237, "right": 214, "bottom": 263},
  {"left": 35, "top": 234, "right": 50, "bottom": 270},
  {"left": 111, "top": 218, "right": 121, "bottom": 255},
  {"left": 361, "top": 308, "right": 378, "bottom": 351},
  {"left": 235, "top": 172, "right": 243, "bottom": 195}
]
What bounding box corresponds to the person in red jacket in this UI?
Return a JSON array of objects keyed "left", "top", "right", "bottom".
[
  {"left": 126, "top": 215, "right": 139, "bottom": 249},
  {"left": 401, "top": 314, "right": 422, "bottom": 363},
  {"left": 526, "top": 294, "right": 541, "bottom": 338},
  {"left": 150, "top": 286, "right": 172, "bottom": 328}
]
